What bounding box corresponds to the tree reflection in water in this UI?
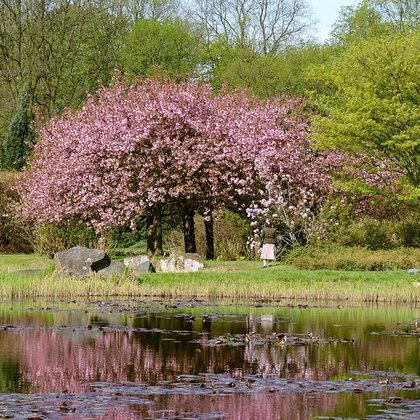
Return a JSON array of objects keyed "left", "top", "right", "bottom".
[{"left": 0, "top": 302, "right": 418, "bottom": 418}]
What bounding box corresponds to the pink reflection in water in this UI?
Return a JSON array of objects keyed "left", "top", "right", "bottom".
[
  {"left": 0, "top": 323, "right": 416, "bottom": 395},
  {"left": 100, "top": 392, "right": 368, "bottom": 419}
]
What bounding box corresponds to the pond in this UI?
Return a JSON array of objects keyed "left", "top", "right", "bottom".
[{"left": 0, "top": 299, "right": 420, "bottom": 419}]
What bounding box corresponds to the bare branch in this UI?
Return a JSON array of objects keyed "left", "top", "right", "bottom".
[{"left": 188, "top": 0, "right": 311, "bottom": 54}]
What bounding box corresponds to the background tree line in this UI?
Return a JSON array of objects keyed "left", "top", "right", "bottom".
[{"left": 1, "top": 0, "right": 419, "bottom": 168}]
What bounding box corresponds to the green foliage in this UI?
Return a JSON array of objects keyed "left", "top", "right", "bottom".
[
  {"left": 116, "top": 228, "right": 145, "bottom": 249},
  {"left": 329, "top": 217, "right": 420, "bottom": 250},
  {"left": 120, "top": 19, "right": 200, "bottom": 81},
  {"left": 52, "top": 6, "right": 128, "bottom": 110},
  {"left": 166, "top": 212, "right": 250, "bottom": 260},
  {"left": 276, "top": 44, "right": 337, "bottom": 97},
  {"left": 113, "top": 220, "right": 148, "bottom": 256},
  {"left": 373, "top": 0, "right": 420, "bottom": 32},
  {"left": 330, "top": 0, "right": 420, "bottom": 46},
  {"left": 209, "top": 212, "right": 250, "bottom": 261},
  {"left": 195, "top": 211, "right": 249, "bottom": 261},
  {"left": 330, "top": 0, "right": 391, "bottom": 45},
  {"left": 206, "top": 41, "right": 334, "bottom": 98},
  {"left": 0, "top": 171, "right": 32, "bottom": 253},
  {"left": 2, "top": 88, "right": 34, "bottom": 170},
  {"left": 33, "top": 222, "right": 97, "bottom": 258},
  {"left": 0, "top": 1, "right": 127, "bottom": 146},
  {"left": 283, "top": 245, "right": 420, "bottom": 271},
  {"left": 309, "top": 31, "right": 420, "bottom": 190}
]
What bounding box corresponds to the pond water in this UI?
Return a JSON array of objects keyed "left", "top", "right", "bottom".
[{"left": 1, "top": 299, "right": 420, "bottom": 419}]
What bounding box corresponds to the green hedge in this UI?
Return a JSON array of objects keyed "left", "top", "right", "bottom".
[
  {"left": 0, "top": 171, "right": 32, "bottom": 253},
  {"left": 329, "top": 218, "right": 420, "bottom": 249},
  {"left": 283, "top": 245, "right": 420, "bottom": 271}
]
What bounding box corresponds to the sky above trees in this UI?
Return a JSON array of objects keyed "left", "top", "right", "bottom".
[{"left": 307, "top": 0, "right": 361, "bottom": 41}]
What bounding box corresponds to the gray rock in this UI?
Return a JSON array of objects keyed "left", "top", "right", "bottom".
[
  {"left": 408, "top": 268, "right": 420, "bottom": 275},
  {"left": 54, "top": 246, "right": 110, "bottom": 277},
  {"left": 97, "top": 261, "right": 126, "bottom": 278},
  {"left": 124, "top": 255, "right": 155, "bottom": 273},
  {"left": 158, "top": 253, "right": 204, "bottom": 273}
]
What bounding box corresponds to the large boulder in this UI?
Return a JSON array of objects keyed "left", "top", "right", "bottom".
[
  {"left": 54, "top": 246, "right": 110, "bottom": 277},
  {"left": 158, "top": 253, "right": 204, "bottom": 273},
  {"left": 123, "top": 255, "right": 155, "bottom": 274}
]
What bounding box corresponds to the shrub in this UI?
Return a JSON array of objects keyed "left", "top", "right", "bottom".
[
  {"left": 166, "top": 211, "right": 250, "bottom": 260},
  {"left": 193, "top": 211, "right": 250, "bottom": 260},
  {"left": 283, "top": 245, "right": 420, "bottom": 271},
  {"left": 33, "top": 221, "right": 118, "bottom": 258},
  {"left": 396, "top": 220, "right": 420, "bottom": 248},
  {"left": 116, "top": 228, "right": 144, "bottom": 249},
  {"left": 0, "top": 171, "right": 32, "bottom": 253},
  {"left": 329, "top": 217, "right": 420, "bottom": 250}
]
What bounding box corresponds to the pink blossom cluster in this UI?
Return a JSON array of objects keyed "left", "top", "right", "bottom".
[
  {"left": 17, "top": 78, "right": 397, "bottom": 240},
  {"left": 245, "top": 136, "right": 400, "bottom": 245},
  {"left": 19, "top": 79, "right": 232, "bottom": 230}
]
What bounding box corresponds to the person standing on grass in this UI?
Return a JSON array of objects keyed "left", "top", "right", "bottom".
[{"left": 260, "top": 219, "right": 277, "bottom": 268}]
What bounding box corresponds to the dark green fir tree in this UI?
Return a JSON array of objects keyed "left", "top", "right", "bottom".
[{"left": 2, "top": 87, "right": 34, "bottom": 170}]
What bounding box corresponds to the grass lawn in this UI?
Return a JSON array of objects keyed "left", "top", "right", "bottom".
[{"left": 0, "top": 253, "right": 419, "bottom": 302}]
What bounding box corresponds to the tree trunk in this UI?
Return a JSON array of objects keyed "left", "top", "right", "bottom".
[
  {"left": 204, "top": 212, "right": 215, "bottom": 260},
  {"left": 153, "top": 205, "right": 163, "bottom": 256},
  {"left": 146, "top": 205, "right": 163, "bottom": 256},
  {"left": 183, "top": 208, "right": 196, "bottom": 253},
  {"left": 146, "top": 214, "right": 155, "bottom": 255}
]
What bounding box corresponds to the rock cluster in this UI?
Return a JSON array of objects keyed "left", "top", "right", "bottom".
[
  {"left": 54, "top": 246, "right": 204, "bottom": 278},
  {"left": 157, "top": 253, "right": 204, "bottom": 273}
]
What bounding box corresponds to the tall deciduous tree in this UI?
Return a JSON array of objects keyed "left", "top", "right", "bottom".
[
  {"left": 101, "top": 0, "right": 180, "bottom": 21},
  {"left": 18, "top": 78, "right": 343, "bottom": 253},
  {"left": 374, "top": 0, "right": 420, "bottom": 30},
  {"left": 0, "top": 0, "right": 126, "bottom": 168},
  {"left": 330, "top": 0, "right": 389, "bottom": 45},
  {"left": 330, "top": 0, "right": 420, "bottom": 45},
  {"left": 205, "top": 41, "right": 333, "bottom": 97},
  {"left": 309, "top": 31, "right": 420, "bottom": 192},
  {"left": 120, "top": 19, "right": 200, "bottom": 81},
  {"left": 188, "top": 0, "right": 312, "bottom": 55}
]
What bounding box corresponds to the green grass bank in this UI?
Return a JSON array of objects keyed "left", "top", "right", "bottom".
[{"left": 0, "top": 254, "right": 419, "bottom": 302}]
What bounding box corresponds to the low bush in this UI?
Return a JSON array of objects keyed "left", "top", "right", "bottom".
[
  {"left": 328, "top": 217, "right": 420, "bottom": 250},
  {"left": 283, "top": 245, "right": 420, "bottom": 271},
  {"left": 33, "top": 222, "right": 97, "bottom": 258},
  {"left": 114, "top": 219, "right": 146, "bottom": 249},
  {"left": 33, "top": 222, "right": 118, "bottom": 258},
  {"left": 205, "top": 211, "right": 250, "bottom": 260},
  {"left": 0, "top": 171, "right": 32, "bottom": 253},
  {"left": 166, "top": 211, "right": 250, "bottom": 260}
]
